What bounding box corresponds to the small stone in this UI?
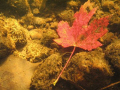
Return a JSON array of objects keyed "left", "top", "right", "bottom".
[
  {"left": 33, "top": 17, "right": 46, "bottom": 25},
  {"left": 29, "top": 29, "right": 42, "bottom": 40},
  {"left": 27, "top": 25, "right": 34, "bottom": 30},
  {"left": 45, "top": 23, "right": 50, "bottom": 28},
  {"left": 46, "top": 18, "right": 53, "bottom": 22},
  {"left": 50, "top": 22, "right": 58, "bottom": 29},
  {"left": 32, "top": 8, "right": 40, "bottom": 15},
  {"left": 67, "top": 1, "right": 79, "bottom": 7},
  {"left": 58, "top": 10, "right": 74, "bottom": 23}
]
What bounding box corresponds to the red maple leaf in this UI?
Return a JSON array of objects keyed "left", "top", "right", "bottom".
[
  {"left": 53, "top": 0, "right": 109, "bottom": 85},
  {"left": 54, "top": 5, "right": 109, "bottom": 51}
]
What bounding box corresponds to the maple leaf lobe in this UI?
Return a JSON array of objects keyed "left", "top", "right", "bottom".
[{"left": 54, "top": 21, "right": 76, "bottom": 47}]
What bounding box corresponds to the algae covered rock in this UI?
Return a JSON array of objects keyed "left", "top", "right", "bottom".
[
  {"left": 29, "top": 29, "right": 43, "bottom": 40},
  {"left": 25, "top": 42, "right": 51, "bottom": 62},
  {"left": 101, "top": 0, "right": 120, "bottom": 24},
  {"left": 41, "top": 29, "right": 58, "bottom": 47},
  {"left": 61, "top": 50, "right": 113, "bottom": 90},
  {"left": 15, "top": 40, "right": 52, "bottom": 62},
  {"left": 0, "top": 43, "right": 10, "bottom": 59},
  {"left": 0, "top": 15, "right": 27, "bottom": 58},
  {"left": 7, "top": 0, "right": 47, "bottom": 14},
  {"left": 7, "top": 0, "right": 28, "bottom": 14},
  {"left": 31, "top": 0, "right": 47, "bottom": 13},
  {"left": 31, "top": 53, "right": 62, "bottom": 90},
  {"left": 100, "top": 32, "right": 118, "bottom": 45},
  {"left": 4, "top": 18, "right": 27, "bottom": 47},
  {"left": 105, "top": 39, "right": 120, "bottom": 70},
  {"left": 58, "top": 9, "right": 74, "bottom": 24}
]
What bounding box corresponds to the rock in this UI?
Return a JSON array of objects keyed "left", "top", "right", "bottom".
[
  {"left": 31, "top": 53, "right": 62, "bottom": 90},
  {"left": 4, "top": 18, "right": 27, "bottom": 47},
  {"left": 50, "top": 22, "right": 58, "bottom": 29},
  {"left": 99, "top": 32, "right": 117, "bottom": 45},
  {"left": 41, "top": 29, "right": 58, "bottom": 47},
  {"left": 102, "top": 1, "right": 114, "bottom": 11},
  {"left": 0, "top": 15, "right": 27, "bottom": 59},
  {"left": 58, "top": 10, "right": 74, "bottom": 24},
  {"left": 31, "top": 0, "right": 47, "bottom": 11},
  {"left": 46, "top": 18, "right": 53, "bottom": 22},
  {"left": 25, "top": 42, "right": 51, "bottom": 62},
  {"left": 105, "top": 39, "right": 120, "bottom": 70},
  {"left": 27, "top": 25, "right": 34, "bottom": 30},
  {"left": 7, "top": 0, "right": 47, "bottom": 15},
  {"left": 33, "top": 17, "right": 46, "bottom": 25},
  {"left": 0, "top": 43, "right": 10, "bottom": 59},
  {"left": 67, "top": 1, "right": 79, "bottom": 7},
  {"left": 32, "top": 8, "right": 40, "bottom": 15},
  {"left": 61, "top": 50, "right": 113, "bottom": 90},
  {"left": 7, "top": 0, "right": 28, "bottom": 14},
  {"left": 29, "top": 29, "right": 42, "bottom": 40}
]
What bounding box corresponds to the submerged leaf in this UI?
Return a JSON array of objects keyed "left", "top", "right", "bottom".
[
  {"left": 54, "top": 0, "right": 109, "bottom": 51},
  {"left": 53, "top": 0, "right": 109, "bottom": 86}
]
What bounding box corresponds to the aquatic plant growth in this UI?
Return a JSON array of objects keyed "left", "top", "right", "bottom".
[{"left": 53, "top": 0, "right": 109, "bottom": 85}]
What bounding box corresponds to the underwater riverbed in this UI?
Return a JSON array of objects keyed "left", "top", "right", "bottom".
[{"left": 0, "top": 0, "right": 120, "bottom": 90}]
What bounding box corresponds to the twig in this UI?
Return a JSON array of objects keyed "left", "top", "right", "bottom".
[{"left": 100, "top": 81, "right": 120, "bottom": 90}]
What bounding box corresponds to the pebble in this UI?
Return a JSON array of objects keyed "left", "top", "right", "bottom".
[
  {"left": 50, "top": 22, "right": 58, "bottom": 29},
  {"left": 33, "top": 17, "right": 46, "bottom": 25},
  {"left": 32, "top": 8, "right": 40, "bottom": 15},
  {"left": 27, "top": 25, "right": 34, "bottom": 30},
  {"left": 29, "top": 29, "right": 42, "bottom": 40}
]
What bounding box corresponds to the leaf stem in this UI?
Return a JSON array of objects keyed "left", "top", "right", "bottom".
[{"left": 53, "top": 46, "right": 76, "bottom": 86}]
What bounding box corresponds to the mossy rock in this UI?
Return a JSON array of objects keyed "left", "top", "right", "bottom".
[
  {"left": 0, "top": 15, "right": 27, "bottom": 58},
  {"left": 105, "top": 39, "right": 120, "bottom": 70},
  {"left": 31, "top": 53, "right": 62, "bottom": 90},
  {"left": 41, "top": 28, "right": 58, "bottom": 47},
  {"left": 0, "top": 43, "right": 11, "bottom": 59},
  {"left": 61, "top": 50, "right": 113, "bottom": 90},
  {"left": 7, "top": 0, "right": 28, "bottom": 14},
  {"left": 4, "top": 18, "right": 27, "bottom": 48},
  {"left": 25, "top": 42, "right": 51, "bottom": 62}
]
